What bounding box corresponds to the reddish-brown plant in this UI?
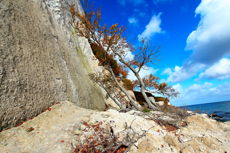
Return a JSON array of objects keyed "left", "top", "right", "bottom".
[{"left": 66, "top": 0, "right": 179, "bottom": 111}]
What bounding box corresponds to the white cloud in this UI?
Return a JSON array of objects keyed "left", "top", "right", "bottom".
[
  {"left": 138, "top": 13, "right": 164, "bottom": 40},
  {"left": 153, "top": 0, "right": 172, "bottom": 5},
  {"left": 139, "top": 12, "right": 146, "bottom": 17},
  {"left": 196, "top": 58, "right": 230, "bottom": 81},
  {"left": 128, "top": 17, "right": 138, "bottom": 24},
  {"left": 160, "top": 79, "right": 166, "bottom": 83},
  {"left": 134, "top": 9, "right": 140, "bottom": 12},
  {"left": 133, "top": 9, "right": 147, "bottom": 18},
  {"left": 127, "top": 66, "right": 159, "bottom": 81},
  {"left": 185, "top": 82, "right": 212, "bottom": 92},
  {"left": 173, "top": 83, "right": 183, "bottom": 93},
  {"left": 171, "top": 81, "right": 230, "bottom": 106},
  {"left": 185, "top": 0, "right": 230, "bottom": 65},
  {"left": 117, "top": 0, "right": 126, "bottom": 5},
  {"left": 166, "top": 63, "right": 205, "bottom": 83},
  {"left": 209, "top": 87, "right": 217, "bottom": 92},
  {"left": 117, "top": 0, "right": 145, "bottom": 6},
  {"left": 124, "top": 49, "right": 135, "bottom": 61},
  {"left": 162, "top": 68, "right": 172, "bottom": 75},
  {"left": 112, "top": 39, "right": 135, "bottom": 62},
  {"left": 165, "top": 0, "right": 230, "bottom": 83}
]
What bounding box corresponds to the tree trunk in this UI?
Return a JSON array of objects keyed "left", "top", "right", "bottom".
[
  {"left": 105, "top": 66, "right": 142, "bottom": 111},
  {"left": 116, "top": 53, "right": 159, "bottom": 111},
  {"left": 101, "top": 85, "right": 124, "bottom": 109},
  {"left": 136, "top": 73, "right": 160, "bottom": 111}
]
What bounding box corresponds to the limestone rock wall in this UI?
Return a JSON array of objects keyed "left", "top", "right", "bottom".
[{"left": 0, "top": 0, "right": 105, "bottom": 131}]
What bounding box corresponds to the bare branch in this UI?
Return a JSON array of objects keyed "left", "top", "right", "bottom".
[{"left": 66, "top": 0, "right": 179, "bottom": 111}]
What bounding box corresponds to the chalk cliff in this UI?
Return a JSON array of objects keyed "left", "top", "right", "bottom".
[{"left": 0, "top": 0, "right": 106, "bottom": 131}]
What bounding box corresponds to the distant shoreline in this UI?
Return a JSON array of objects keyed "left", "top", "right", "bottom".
[
  {"left": 180, "top": 100, "right": 230, "bottom": 122},
  {"left": 180, "top": 100, "right": 230, "bottom": 107}
]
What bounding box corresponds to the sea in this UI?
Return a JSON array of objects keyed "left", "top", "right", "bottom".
[{"left": 180, "top": 100, "right": 230, "bottom": 122}]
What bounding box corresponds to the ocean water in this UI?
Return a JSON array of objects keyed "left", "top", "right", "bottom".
[{"left": 180, "top": 100, "right": 230, "bottom": 121}]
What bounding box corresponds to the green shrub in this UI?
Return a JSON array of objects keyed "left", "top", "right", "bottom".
[
  {"left": 123, "top": 79, "right": 133, "bottom": 90},
  {"left": 90, "top": 43, "right": 120, "bottom": 76},
  {"left": 142, "top": 108, "right": 151, "bottom": 113}
]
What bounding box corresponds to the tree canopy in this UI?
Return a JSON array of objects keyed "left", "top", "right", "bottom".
[{"left": 67, "top": 0, "right": 179, "bottom": 110}]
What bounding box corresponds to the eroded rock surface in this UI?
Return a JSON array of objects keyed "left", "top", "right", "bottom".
[
  {"left": 0, "top": 0, "right": 105, "bottom": 131},
  {"left": 0, "top": 101, "right": 229, "bottom": 153}
]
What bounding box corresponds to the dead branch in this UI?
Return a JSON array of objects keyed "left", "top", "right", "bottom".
[{"left": 73, "top": 119, "right": 154, "bottom": 153}]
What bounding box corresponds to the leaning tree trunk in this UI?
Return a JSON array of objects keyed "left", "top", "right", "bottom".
[
  {"left": 105, "top": 66, "right": 142, "bottom": 111},
  {"left": 116, "top": 54, "right": 160, "bottom": 111},
  {"left": 101, "top": 85, "right": 124, "bottom": 109},
  {"left": 139, "top": 80, "right": 160, "bottom": 111},
  {"left": 88, "top": 72, "right": 125, "bottom": 110},
  {"left": 134, "top": 71, "right": 160, "bottom": 111}
]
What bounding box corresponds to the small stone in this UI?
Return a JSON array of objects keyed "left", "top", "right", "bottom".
[
  {"left": 80, "top": 125, "right": 87, "bottom": 130},
  {"left": 201, "top": 136, "right": 217, "bottom": 149},
  {"left": 137, "top": 140, "right": 154, "bottom": 153},
  {"left": 224, "top": 127, "right": 230, "bottom": 132},
  {"left": 164, "top": 133, "right": 180, "bottom": 149},
  {"left": 180, "top": 146, "right": 195, "bottom": 153},
  {"left": 74, "top": 129, "right": 82, "bottom": 135},
  {"left": 82, "top": 117, "right": 89, "bottom": 122}
]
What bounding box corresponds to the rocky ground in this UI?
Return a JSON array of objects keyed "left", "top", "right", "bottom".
[
  {"left": 0, "top": 101, "right": 230, "bottom": 153},
  {"left": 209, "top": 111, "right": 230, "bottom": 122}
]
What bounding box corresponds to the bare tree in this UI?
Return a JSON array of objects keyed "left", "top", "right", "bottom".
[
  {"left": 67, "top": 0, "right": 142, "bottom": 110},
  {"left": 89, "top": 72, "right": 126, "bottom": 109},
  {"left": 67, "top": 0, "right": 179, "bottom": 111},
  {"left": 111, "top": 39, "right": 163, "bottom": 110},
  {"left": 126, "top": 39, "right": 179, "bottom": 110}
]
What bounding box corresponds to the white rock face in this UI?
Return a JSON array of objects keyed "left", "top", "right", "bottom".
[
  {"left": 0, "top": 0, "right": 106, "bottom": 130},
  {"left": 76, "top": 36, "right": 102, "bottom": 73},
  {"left": 43, "top": 0, "right": 83, "bottom": 28}
]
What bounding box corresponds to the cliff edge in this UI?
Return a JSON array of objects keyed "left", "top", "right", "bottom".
[{"left": 0, "top": 0, "right": 105, "bottom": 131}]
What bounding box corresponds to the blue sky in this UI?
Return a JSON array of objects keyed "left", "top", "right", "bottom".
[{"left": 93, "top": 0, "right": 230, "bottom": 106}]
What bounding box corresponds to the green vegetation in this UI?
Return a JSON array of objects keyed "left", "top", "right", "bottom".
[
  {"left": 90, "top": 43, "right": 120, "bottom": 76},
  {"left": 123, "top": 78, "right": 133, "bottom": 90},
  {"left": 142, "top": 108, "right": 151, "bottom": 113},
  {"left": 69, "top": 0, "right": 179, "bottom": 111}
]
